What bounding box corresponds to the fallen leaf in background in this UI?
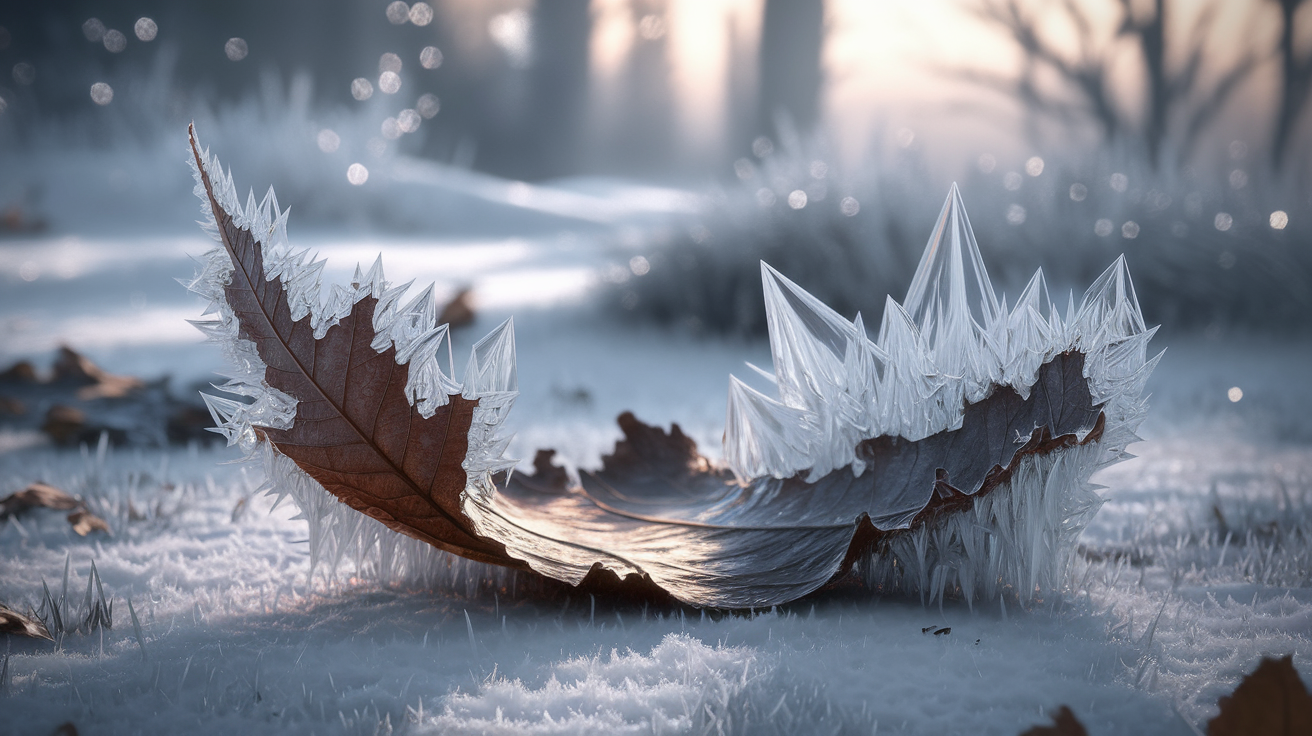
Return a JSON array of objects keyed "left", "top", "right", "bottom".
[
  {"left": 1019, "top": 705, "right": 1088, "bottom": 736},
  {"left": 1209, "top": 655, "right": 1312, "bottom": 736},
  {"left": 51, "top": 345, "right": 144, "bottom": 400},
  {"left": 0, "top": 602, "right": 54, "bottom": 641},
  {"left": 439, "top": 286, "right": 476, "bottom": 329},
  {"left": 0, "top": 482, "right": 81, "bottom": 517},
  {"left": 67, "top": 509, "right": 111, "bottom": 537}
]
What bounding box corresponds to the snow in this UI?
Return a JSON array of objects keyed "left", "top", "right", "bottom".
[
  {"left": 1, "top": 296, "right": 1309, "bottom": 734},
  {"left": 2, "top": 181, "right": 1311, "bottom": 732}
]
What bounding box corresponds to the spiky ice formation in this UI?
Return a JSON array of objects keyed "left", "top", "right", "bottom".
[
  {"left": 722, "top": 184, "right": 1158, "bottom": 605},
  {"left": 183, "top": 127, "right": 520, "bottom": 588},
  {"left": 724, "top": 183, "right": 1157, "bottom": 484}
]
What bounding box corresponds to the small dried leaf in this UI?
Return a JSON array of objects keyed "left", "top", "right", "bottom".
[
  {"left": 0, "top": 602, "right": 54, "bottom": 640},
  {"left": 438, "top": 287, "right": 475, "bottom": 329},
  {"left": 1209, "top": 655, "right": 1312, "bottom": 736},
  {"left": 0, "top": 482, "right": 81, "bottom": 517},
  {"left": 1020, "top": 705, "right": 1088, "bottom": 736},
  {"left": 67, "top": 510, "right": 111, "bottom": 536}
]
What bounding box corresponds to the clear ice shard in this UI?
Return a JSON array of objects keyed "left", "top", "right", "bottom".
[{"left": 189, "top": 124, "right": 1157, "bottom": 609}]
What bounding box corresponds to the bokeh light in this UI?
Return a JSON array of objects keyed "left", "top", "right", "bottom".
[
  {"left": 420, "top": 46, "right": 443, "bottom": 70},
  {"left": 1094, "top": 218, "right": 1113, "bottom": 236},
  {"left": 1109, "top": 173, "right": 1128, "bottom": 192},
  {"left": 840, "top": 196, "right": 860, "bottom": 216},
  {"left": 386, "top": 2, "right": 410, "bottom": 25},
  {"left": 225, "top": 38, "right": 248, "bottom": 62},
  {"left": 1121, "top": 221, "right": 1139, "bottom": 239},
  {"left": 347, "top": 163, "right": 369, "bottom": 185},
  {"left": 629, "top": 256, "right": 650, "bottom": 276},
  {"left": 90, "top": 82, "right": 113, "bottom": 105},
  {"left": 1024, "top": 156, "right": 1044, "bottom": 176},
  {"left": 1228, "top": 387, "right": 1243, "bottom": 402},
  {"left": 398, "top": 109, "right": 421, "bottom": 133},
  {"left": 416, "top": 93, "right": 440, "bottom": 118},
  {"left": 317, "top": 129, "right": 340, "bottom": 153},
  {"left": 351, "top": 78, "right": 374, "bottom": 101},
  {"left": 82, "top": 18, "right": 105, "bottom": 42},
  {"left": 12, "top": 62, "right": 34, "bottom": 85},
  {"left": 1270, "top": 210, "right": 1289, "bottom": 229},
  {"left": 379, "top": 71, "right": 401, "bottom": 94},
  {"left": 787, "top": 190, "right": 807, "bottom": 209},
  {"left": 103, "top": 30, "right": 127, "bottom": 53},
  {"left": 134, "top": 18, "right": 157, "bottom": 42},
  {"left": 1069, "top": 183, "right": 1087, "bottom": 201},
  {"left": 409, "top": 3, "right": 434, "bottom": 26},
  {"left": 381, "top": 117, "right": 402, "bottom": 139},
  {"left": 379, "top": 53, "right": 402, "bottom": 74},
  {"left": 1006, "top": 204, "right": 1026, "bottom": 225},
  {"left": 1214, "top": 212, "right": 1233, "bottom": 231}
]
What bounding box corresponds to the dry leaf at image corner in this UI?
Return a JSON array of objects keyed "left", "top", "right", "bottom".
[
  {"left": 1209, "top": 655, "right": 1312, "bottom": 736},
  {"left": 0, "top": 602, "right": 54, "bottom": 641},
  {"left": 1018, "top": 706, "right": 1088, "bottom": 736}
]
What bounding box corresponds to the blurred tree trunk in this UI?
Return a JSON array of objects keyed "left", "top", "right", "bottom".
[
  {"left": 1272, "top": 0, "right": 1312, "bottom": 170},
  {"left": 1127, "top": 0, "right": 1169, "bottom": 167},
  {"left": 526, "top": 0, "right": 591, "bottom": 179},
  {"left": 756, "top": 0, "right": 825, "bottom": 142}
]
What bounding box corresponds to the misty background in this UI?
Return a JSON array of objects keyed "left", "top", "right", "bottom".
[{"left": 0, "top": 0, "right": 1310, "bottom": 365}]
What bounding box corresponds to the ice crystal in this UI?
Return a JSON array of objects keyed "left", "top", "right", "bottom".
[
  {"left": 188, "top": 127, "right": 1156, "bottom": 605},
  {"left": 723, "top": 183, "right": 1158, "bottom": 486},
  {"left": 184, "top": 129, "right": 519, "bottom": 586}
]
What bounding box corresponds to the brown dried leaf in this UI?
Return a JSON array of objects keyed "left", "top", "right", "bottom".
[
  {"left": 189, "top": 125, "right": 519, "bottom": 569},
  {"left": 0, "top": 602, "right": 53, "bottom": 641},
  {"left": 469, "top": 353, "right": 1101, "bottom": 607},
  {"left": 1209, "top": 655, "right": 1312, "bottom": 736},
  {"left": 41, "top": 405, "right": 87, "bottom": 445},
  {"left": 52, "top": 346, "right": 143, "bottom": 400},
  {"left": 67, "top": 509, "right": 111, "bottom": 536},
  {"left": 0, "top": 482, "right": 81, "bottom": 518},
  {"left": 1019, "top": 705, "right": 1088, "bottom": 736},
  {"left": 438, "top": 287, "right": 476, "bottom": 329}
]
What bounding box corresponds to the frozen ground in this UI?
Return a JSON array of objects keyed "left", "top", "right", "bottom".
[{"left": 1, "top": 233, "right": 1311, "bottom": 735}]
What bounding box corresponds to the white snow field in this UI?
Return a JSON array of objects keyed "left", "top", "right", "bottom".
[{"left": 2, "top": 231, "right": 1311, "bottom": 735}]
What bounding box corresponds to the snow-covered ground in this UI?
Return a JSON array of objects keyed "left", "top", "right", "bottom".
[{"left": 1, "top": 231, "right": 1310, "bottom": 735}]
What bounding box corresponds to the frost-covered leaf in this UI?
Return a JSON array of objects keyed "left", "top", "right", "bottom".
[
  {"left": 188, "top": 128, "right": 1157, "bottom": 608},
  {"left": 188, "top": 125, "right": 521, "bottom": 569}
]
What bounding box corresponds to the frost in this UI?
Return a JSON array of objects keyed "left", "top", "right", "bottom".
[
  {"left": 723, "top": 183, "right": 1159, "bottom": 486},
  {"left": 184, "top": 127, "right": 520, "bottom": 585},
  {"left": 188, "top": 130, "right": 1156, "bottom": 606}
]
